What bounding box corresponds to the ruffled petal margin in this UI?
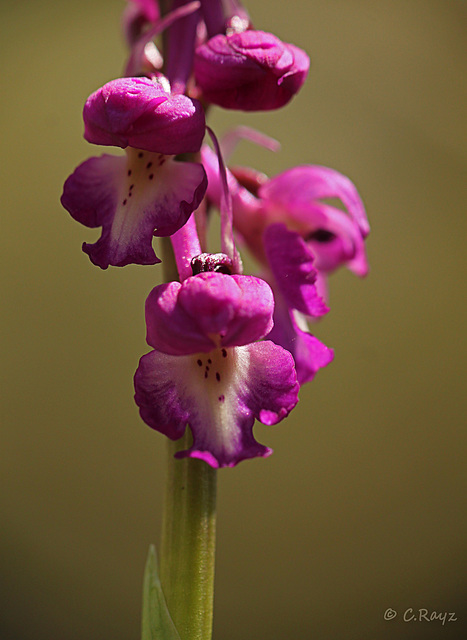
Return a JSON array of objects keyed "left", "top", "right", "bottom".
[
  {"left": 61, "top": 152, "right": 207, "bottom": 268},
  {"left": 134, "top": 340, "right": 299, "bottom": 467}
]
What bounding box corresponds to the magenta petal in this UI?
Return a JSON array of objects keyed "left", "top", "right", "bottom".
[
  {"left": 263, "top": 224, "right": 329, "bottom": 318},
  {"left": 259, "top": 165, "right": 370, "bottom": 239},
  {"left": 267, "top": 294, "right": 334, "bottom": 386},
  {"left": 194, "top": 30, "right": 309, "bottom": 111},
  {"left": 144, "top": 272, "right": 274, "bottom": 355},
  {"left": 134, "top": 341, "right": 299, "bottom": 468},
  {"left": 304, "top": 202, "right": 369, "bottom": 276},
  {"left": 122, "top": 1, "right": 160, "bottom": 47},
  {"left": 240, "top": 341, "right": 299, "bottom": 425},
  {"left": 278, "top": 44, "right": 310, "bottom": 93},
  {"left": 61, "top": 154, "right": 121, "bottom": 229},
  {"left": 83, "top": 77, "right": 206, "bottom": 154},
  {"left": 145, "top": 281, "right": 217, "bottom": 355},
  {"left": 132, "top": 0, "right": 159, "bottom": 23},
  {"left": 61, "top": 153, "right": 207, "bottom": 269},
  {"left": 178, "top": 273, "right": 274, "bottom": 347},
  {"left": 134, "top": 350, "right": 190, "bottom": 443}
]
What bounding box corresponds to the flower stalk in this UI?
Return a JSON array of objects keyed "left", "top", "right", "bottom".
[
  {"left": 160, "top": 433, "right": 217, "bottom": 640},
  {"left": 157, "top": 238, "right": 217, "bottom": 640}
]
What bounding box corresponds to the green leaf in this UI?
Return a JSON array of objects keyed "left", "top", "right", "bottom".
[{"left": 141, "top": 544, "right": 182, "bottom": 640}]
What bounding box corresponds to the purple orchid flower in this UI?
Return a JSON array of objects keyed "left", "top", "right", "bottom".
[
  {"left": 201, "top": 144, "right": 368, "bottom": 383},
  {"left": 202, "top": 146, "right": 369, "bottom": 285},
  {"left": 256, "top": 165, "right": 370, "bottom": 277},
  {"left": 194, "top": 30, "right": 309, "bottom": 110},
  {"left": 61, "top": 77, "right": 207, "bottom": 269},
  {"left": 134, "top": 270, "right": 299, "bottom": 468}
]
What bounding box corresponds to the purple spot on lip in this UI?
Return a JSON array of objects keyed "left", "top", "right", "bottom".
[
  {"left": 216, "top": 372, "right": 221, "bottom": 382},
  {"left": 208, "top": 359, "right": 212, "bottom": 364},
  {"left": 146, "top": 162, "right": 153, "bottom": 169},
  {"left": 138, "top": 152, "right": 144, "bottom": 158},
  {"left": 122, "top": 199, "right": 127, "bottom": 205},
  {"left": 127, "top": 169, "right": 132, "bottom": 176},
  {"left": 218, "top": 395, "right": 225, "bottom": 402},
  {"left": 197, "top": 359, "right": 202, "bottom": 366},
  {"left": 149, "top": 174, "right": 154, "bottom": 180},
  {"left": 204, "top": 371, "right": 208, "bottom": 379},
  {"left": 129, "top": 184, "right": 134, "bottom": 190},
  {"left": 221, "top": 349, "right": 227, "bottom": 358}
]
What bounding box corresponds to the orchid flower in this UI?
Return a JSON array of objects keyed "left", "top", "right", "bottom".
[
  {"left": 134, "top": 268, "right": 299, "bottom": 468},
  {"left": 61, "top": 76, "right": 207, "bottom": 269},
  {"left": 201, "top": 143, "right": 369, "bottom": 383},
  {"left": 202, "top": 143, "right": 369, "bottom": 287}
]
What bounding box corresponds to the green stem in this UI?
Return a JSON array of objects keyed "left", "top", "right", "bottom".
[
  {"left": 158, "top": 238, "right": 217, "bottom": 640},
  {"left": 159, "top": 434, "right": 217, "bottom": 640}
]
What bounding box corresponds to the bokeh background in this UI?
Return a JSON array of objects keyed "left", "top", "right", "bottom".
[{"left": 1, "top": 1, "right": 466, "bottom": 638}]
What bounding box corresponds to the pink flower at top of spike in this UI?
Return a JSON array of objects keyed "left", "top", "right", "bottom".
[{"left": 194, "top": 30, "right": 309, "bottom": 111}]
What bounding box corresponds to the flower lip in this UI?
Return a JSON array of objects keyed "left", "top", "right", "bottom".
[
  {"left": 61, "top": 151, "right": 207, "bottom": 269},
  {"left": 134, "top": 338, "right": 299, "bottom": 467},
  {"left": 83, "top": 76, "right": 206, "bottom": 154}
]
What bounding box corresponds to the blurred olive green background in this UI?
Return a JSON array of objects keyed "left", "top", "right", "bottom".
[{"left": 1, "top": 1, "right": 466, "bottom": 638}]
